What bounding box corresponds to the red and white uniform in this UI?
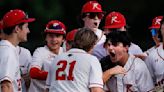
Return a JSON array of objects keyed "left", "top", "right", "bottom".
[
  {"left": 0, "top": 40, "right": 22, "bottom": 92},
  {"left": 145, "top": 44, "right": 164, "bottom": 91},
  {"left": 105, "top": 55, "right": 154, "bottom": 92},
  {"left": 29, "top": 46, "right": 64, "bottom": 92},
  {"left": 46, "top": 48, "right": 103, "bottom": 92},
  {"left": 17, "top": 46, "right": 32, "bottom": 92}
]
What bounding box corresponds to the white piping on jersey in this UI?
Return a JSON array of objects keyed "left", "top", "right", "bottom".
[
  {"left": 157, "top": 48, "right": 164, "bottom": 61},
  {"left": 121, "top": 57, "right": 136, "bottom": 92}
]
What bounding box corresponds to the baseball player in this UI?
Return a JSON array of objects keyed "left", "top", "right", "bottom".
[
  {"left": 45, "top": 28, "right": 104, "bottom": 92},
  {"left": 104, "top": 31, "right": 154, "bottom": 92},
  {"left": 80, "top": 0, "right": 106, "bottom": 60},
  {"left": 144, "top": 17, "right": 164, "bottom": 91},
  {"left": 94, "top": 11, "right": 144, "bottom": 60},
  {"left": 29, "top": 20, "right": 66, "bottom": 92},
  {"left": 144, "top": 16, "right": 163, "bottom": 56},
  {"left": 0, "top": 30, "right": 32, "bottom": 92},
  {"left": 0, "top": 19, "right": 32, "bottom": 92},
  {"left": 0, "top": 9, "right": 35, "bottom": 92},
  {"left": 81, "top": 0, "right": 106, "bottom": 45}
]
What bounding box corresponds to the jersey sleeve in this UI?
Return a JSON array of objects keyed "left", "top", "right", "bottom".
[
  {"left": 0, "top": 49, "right": 17, "bottom": 83},
  {"left": 135, "top": 60, "right": 154, "bottom": 91},
  {"left": 89, "top": 56, "right": 103, "bottom": 88},
  {"left": 129, "top": 43, "right": 143, "bottom": 55},
  {"left": 30, "top": 48, "right": 45, "bottom": 69}
]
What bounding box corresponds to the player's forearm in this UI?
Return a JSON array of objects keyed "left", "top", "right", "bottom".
[
  {"left": 30, "top": 67, "right": 48, "bottom": 80},
  {"left": 1, "top": 80, "right": 13, "bottom": 92},
  {"left": 22, "top": 74, "right": 31, "bottom": 89},
  {"left": 90, "top": 87, "right": 104, "bottom": 92},
  {"left": 103, "top": 69, "right": 112, "bottom": 83}
]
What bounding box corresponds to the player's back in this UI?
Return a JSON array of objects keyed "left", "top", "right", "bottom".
[{"left": 48, "top": 48, "right": 103, "bottom": 92}]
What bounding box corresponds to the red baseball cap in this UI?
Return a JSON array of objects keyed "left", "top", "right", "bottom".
[
  {"left": 149, "top": 16, "right": 163, "bottom": 29},
  {"left": 45, "top": 20, "right": 66, "bottom": 34},
  {"left": 104, "top": 11, "right": 126, "bottom": 29},
  {"left": 66, "top": 29, "right": 78, "bottom": 41},
  {"left": 81, "top": 1, "right": 103, "bottom": 13},
  {"left": 2, "top": 9, "right": 35, "bottom": 29}
]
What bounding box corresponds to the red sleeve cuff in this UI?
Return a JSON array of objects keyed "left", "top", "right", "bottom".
[{"left": 29, "top": 67, "right": 48, "bottom": 80}]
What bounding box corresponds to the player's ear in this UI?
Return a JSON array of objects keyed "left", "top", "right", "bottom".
[
  {"left": 13, "top": 25, "right": 20, "bottom": 33},
  {"left": 125, "top": 45, "right": 129, "bottom": 52}
]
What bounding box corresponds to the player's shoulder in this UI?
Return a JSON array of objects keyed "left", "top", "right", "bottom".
[
  {"left": 130, "top": 43, "right": 141, "bottom": 49},
  {"left": 86, "top": 54, "right": 100, "bottom": 63},
  {"left": 0, "top": 41, "right": 15, "bottom": 54},
  {"left": 55, "top": 52, "right": 68, "bottom": 58},
  {"left": 18, "top": 46, "right": 31, "bottom": 53},
  {"left": 34, "top": 46, "right": 49, "bottom": 53},
  {"left": 132, "top": 55, "right": 148, "bottom": 70},
  {"left": 147, "top": 44, "right": 161, "bottom": 57}
]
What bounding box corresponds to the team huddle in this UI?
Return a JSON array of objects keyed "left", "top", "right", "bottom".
[{"left": 0, "top": 0, "right": 164, "bottom": 92}]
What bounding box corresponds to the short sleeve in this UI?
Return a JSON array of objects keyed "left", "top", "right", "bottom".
[
  {"left": 30, "top": 48, "right": 45, "bottom": 69},
  {"left": 0, "top": 49, "right": 17, "bottom": 83},
  {"left": 89, "top": 56, "right": 103, "bottom": 88}
]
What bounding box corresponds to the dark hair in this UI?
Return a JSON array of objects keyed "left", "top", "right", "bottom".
[
  {"left": 3, "top": 23, "right": 25, "bottom": 35},
  {"left": 76, "top": 13, "right": 87, "bottom": 27},
  {"left": 106, "top": 30, "right": 131, "bottom": 47},
  {"left": 72, "top": 28, "right": 98, "bottom": 52}
]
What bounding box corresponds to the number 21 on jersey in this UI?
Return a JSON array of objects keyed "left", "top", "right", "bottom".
[{"left": 56, "top": 60, "right": 76, "bottom": 81}]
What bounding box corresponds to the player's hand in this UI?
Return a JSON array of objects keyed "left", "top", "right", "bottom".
[
  {"left": 103, "top": 65, "right": 126, "bottom": 83},
  {"left": 22, "top": 74, "right": 31, "bottom": 89},
  {"left": 110, "top": 65, "right": 126, "bottom": 75}
]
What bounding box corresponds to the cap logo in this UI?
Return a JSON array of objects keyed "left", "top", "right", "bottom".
[
  {"left": 50, "top": 23, "right": 63, "bottom": 30},
  {"left": 111, "top": 16, "right": 120, "bottom": 24},
  {"left": 155, "top": 18, "right": 162, "bottom": 25},
  {"left": 92, "top": 3, "right": 101, "bottom": 10},
  {"left": 53, "top": 23, "right": 60, "bottom": 28}
]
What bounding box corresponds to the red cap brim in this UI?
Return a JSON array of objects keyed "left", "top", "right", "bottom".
[
  {"left": 21, "top": 18, "right": 35, "bottom": 23},
  {"left": 45, "top": 30, "right": 65, "bottom": 34},
  {"left": 103, "top": 24, "right": 125, "bottom": 29}
]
